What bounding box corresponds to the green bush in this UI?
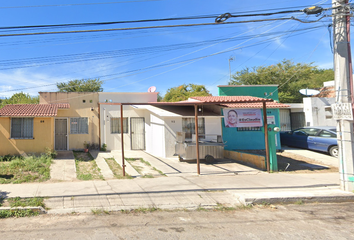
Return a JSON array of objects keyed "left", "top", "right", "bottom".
[{"left": 101, "top": 144, "right": 107, "bottom": 152}]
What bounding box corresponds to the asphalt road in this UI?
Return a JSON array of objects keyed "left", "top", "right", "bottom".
[{"left": 1, "top": 202, "right": 353, "bottom": 239}]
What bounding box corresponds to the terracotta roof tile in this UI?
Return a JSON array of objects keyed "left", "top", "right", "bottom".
[
  {"left": 0, "top": 104, "right": 60, "bottom": 117},
  {"left": 314, "top": 86, "right": 335, "bottom": 98},
  {"left": 221, "top": 102, "right": 290, "bottom": 109},
  {"left": 190, "top": 96, "right": 272, "bottom": 103}
]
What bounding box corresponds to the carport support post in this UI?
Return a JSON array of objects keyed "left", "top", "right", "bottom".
[
  {"left": 121, "top": 104, "right": 126, "bottom": 176},
  {"left": 263, "top": 102, "right": 270, "bottom": 172},
  {"left": 195, "top": 104, "right": 201, "bottom": 175}
]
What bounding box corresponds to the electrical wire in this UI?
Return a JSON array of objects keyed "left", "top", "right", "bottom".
[
  {"left": 0, "top": 26, "right": 323, "bottom": 94},
  {"left": 0, "top": 0, "right": 161, "bottom": 9},
  {"left": 0, "top": 16, "right": 330, "bottom": 38},
  {"left": 0, "top": 25, "right": 324, "bottom": 71}
]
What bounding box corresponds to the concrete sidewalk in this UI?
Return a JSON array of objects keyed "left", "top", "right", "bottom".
[
  {"left": 1, "top": 172, "right": 353, "bottom": 214},
  {"left": 1, "top": 150, "right": 352, "bottom": 214}
]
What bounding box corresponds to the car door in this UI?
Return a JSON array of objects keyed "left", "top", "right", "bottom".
[
  {"left": 291, "top": 128, "right": 309, "bottom": 148},
  {"left": 311, "top": 130, "right": 337, "bottom": 152},
  {"left": 302, "top": 128, "right": 321, "bottom": 151}
]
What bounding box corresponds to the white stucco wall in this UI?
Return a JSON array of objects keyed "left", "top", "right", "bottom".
[
  {"left": 99, "top": 92, "right": 157, "bottom": 103},
  {"left": 101, "top": 105, "right": 149, "bottom": 151},
  {"left": 303, "top": 97, "right": 336, "bottom": 126},
  {"left": 146, "top": 114, "right": 166, "bottom": 158}
]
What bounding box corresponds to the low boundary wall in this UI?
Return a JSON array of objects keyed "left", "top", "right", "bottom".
[{"left": 224, "top": 150, "right": 266, "bottom": 170}]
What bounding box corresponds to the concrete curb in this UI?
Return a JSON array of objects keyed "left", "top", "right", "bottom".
[
  {"left": 47, "top": 203, "right": 220, "bottom": 214},
  {"left": 243, "top": 195, "right": 354, "bottom": 205}
]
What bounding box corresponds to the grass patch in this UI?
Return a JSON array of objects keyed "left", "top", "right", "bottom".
[
  {"left": 121, "top": 207, "right": 160, "bottom": 214},
  {"left": 126, "top": 158, "right": 165, "bottom": 178},
  {"left": 8, "top": 197, "right": 45, "bottom": 208},
  {"left": 295, "top": 200, "right": 304, "bottom": 205},
  {"left": 104, "top": 158, "right": 133, "bottom": 179},
  {"left": 74, "top": 152, "right": 104, "bottom": 181},
  {"left": 0, "top": 155, "right": 52, "bottom": 184},
  {"left": 92, "top": 209, "right": 110, "bottom": 215},
  {"left": 0, "top": 209, "right": 39, "bottom": 218},
  {"left": 0, "top": 197, "right": 46, "bottom": 218}
]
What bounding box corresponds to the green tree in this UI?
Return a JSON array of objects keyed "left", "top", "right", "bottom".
[
  {"left": 157, "top": 93, "right": 163, "bottom": 102},
  {"left": 57, "top": 78, "right": 103, "bottom": 92},
  {"left": 0, "top": 92, "right": 39, "bottom": 109},
  {"left": 229, "top": 60, "right": 334, "bottom": 103},
  {"left": 163, "top": 84, "right": 211, "bottom": 102}
]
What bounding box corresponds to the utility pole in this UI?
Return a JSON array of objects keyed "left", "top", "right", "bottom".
[
  {"left": 332, "top": 0, "right": 354, "bottom": 191},
  {"left": 228, "top": 56, "right": 234, "bottom": 82}
]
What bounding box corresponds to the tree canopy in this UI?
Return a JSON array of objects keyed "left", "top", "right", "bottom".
[
  {"left": 162, "top": 84, "right": 211, "bottom": 102},
  {"left": 229, "top": 60, "right": 334, "bottom": 103},
  {"left": 0, "top": 92, "right": 39, "bottom": 109},
  {"left": 57, "top": 78, "right": 103, "bottom": 92}
]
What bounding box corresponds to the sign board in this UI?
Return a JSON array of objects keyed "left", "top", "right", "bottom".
[
  {"left": 331, "top": 103, "right": 353, "bottom": 120},
  {"left": 223, "top": 109, "right": 263, "bottom": 127},
  {"left": 267, "top": 115, "right": 276, "bottom": 125}
]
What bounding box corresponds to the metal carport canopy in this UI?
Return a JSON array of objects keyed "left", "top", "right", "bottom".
[{"left": 99, "top": 96, "right": 274, "bottom": 175}]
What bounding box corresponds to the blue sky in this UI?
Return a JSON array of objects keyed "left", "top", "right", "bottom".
[{"left": 0, "top": 0, "right": 336, "bottom": 98}]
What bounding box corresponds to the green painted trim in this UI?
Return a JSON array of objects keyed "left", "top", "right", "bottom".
[{"left": 348, "top": 177, "right": 354, "bottom": 182}]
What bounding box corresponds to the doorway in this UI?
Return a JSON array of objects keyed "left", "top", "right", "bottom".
[
  {"left": 55, "top": 118, "right": 68, "bottom": 150},
  {"left": 130, "top": 117, "right": 145, "bottom": 150}
]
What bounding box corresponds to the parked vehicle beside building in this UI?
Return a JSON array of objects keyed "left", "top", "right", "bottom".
[{"left": 280, "top": 126, "right": 338, "bottom": 157}]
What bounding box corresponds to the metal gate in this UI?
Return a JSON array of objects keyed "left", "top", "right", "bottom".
[
  {"left": 279, "top": 109, "right": 291, "bottom": 131},
  {"left": 130, "top": 117, "right": 145, "bottom": 150},
  {"left": 55, "top": 119, "right": 68, "bottom": 150},
  {"left": 291, "top": 112, "right": 305, "bottom": 130}
]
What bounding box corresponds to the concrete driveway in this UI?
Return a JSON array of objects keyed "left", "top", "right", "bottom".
[
  {"left": 110, "top": 150, "right": 263, "bottom": 177},
  {"left": 281, "top": 146, "right": 339, "bottom": 168}
]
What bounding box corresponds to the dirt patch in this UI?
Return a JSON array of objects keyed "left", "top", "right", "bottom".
[{"left": 239, "top": 150, "right": 338, "bottom": 173}]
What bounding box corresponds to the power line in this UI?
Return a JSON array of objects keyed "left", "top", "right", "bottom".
[
  {"left": 0, "top": 6, "right": 331, "bottom": 32},
  {"left": 0, "top": 25, "right": 324, "bottom": 71},
  {"left": 0, "top": 0, "right": 161, "bottom": 9},
  {"left": 0, "top": 25, "right": 323, "bottom": 94},
  {"left": 0, "top": 17, "right": 330, "bottom": 37}
]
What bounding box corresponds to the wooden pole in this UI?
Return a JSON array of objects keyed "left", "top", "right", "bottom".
[
  {"left": 263, "top": 102, "right": 270, "bottom": 172},
  {"left": 194, "top": 104, "right": 200, "bottom": 175},
  {"left": 120, "top": 104, "right": 126, "bottom": 176}
]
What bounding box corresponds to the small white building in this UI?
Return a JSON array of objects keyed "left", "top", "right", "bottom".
[
  {"left": 99, "top": 93, "right": 222, "bottom": 159},
  {"left": 280, "top": 81, "right": 336, "bottom": 129}
]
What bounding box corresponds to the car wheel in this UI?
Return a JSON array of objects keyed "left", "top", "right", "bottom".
[{"left": 329, "top": 146, "right": 338, "bottom": 157}]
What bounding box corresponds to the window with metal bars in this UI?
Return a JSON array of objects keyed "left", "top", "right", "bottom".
[
  {"left": 182, "top": 118, "right": 205, "bottom": 139},
  {"left": 70, "top": 117, "right": 88, "bottom": 134},
  {"left": 11, "top": 118, "right": 33, "bottom": 139},
  {"left": 111, "top": 117, "right": 128, "bottom": 134}
]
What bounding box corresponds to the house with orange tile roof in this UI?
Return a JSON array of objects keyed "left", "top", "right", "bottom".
[{"left": 0, "top": 103, "right": 70, "bottom": 155}]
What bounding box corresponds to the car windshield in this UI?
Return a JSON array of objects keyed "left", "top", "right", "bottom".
[{"left": 330, "top": 128, "right": 336, "bottom": 132}]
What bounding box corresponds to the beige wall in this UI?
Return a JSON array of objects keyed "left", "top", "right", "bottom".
[
  {"left": 0, "top": 117, "right": 54, "bottom": 156},
  {"left": 40, "top": 92, "right": 100, "bottom": 150}
]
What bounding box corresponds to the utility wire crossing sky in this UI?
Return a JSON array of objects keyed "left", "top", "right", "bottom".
[{"left": 0, "top": 0, "right": 344, "bottom": 98}]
